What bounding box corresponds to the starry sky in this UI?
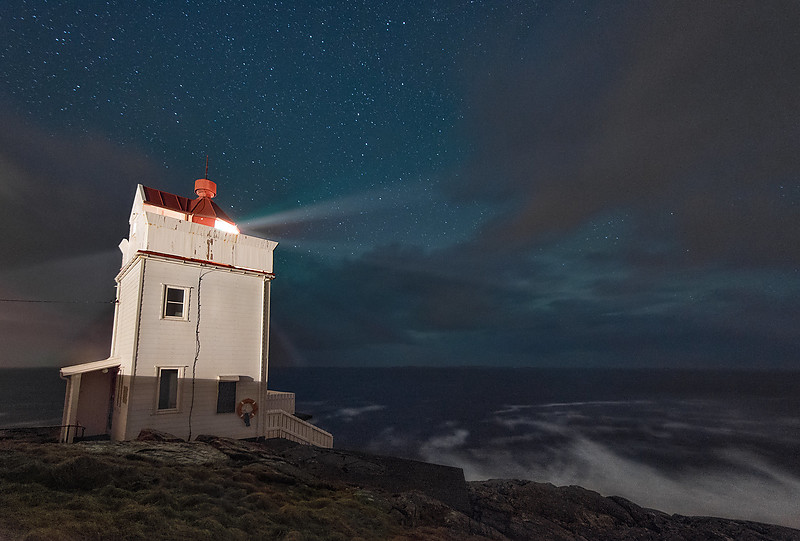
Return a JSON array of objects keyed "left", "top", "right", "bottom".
[{"left": 1, "top": 1, "right": 799, "bottom": 369}]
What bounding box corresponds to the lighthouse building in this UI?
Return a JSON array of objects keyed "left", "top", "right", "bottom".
[{"left": 60, "top": 179, "right": 332, "bottom": 447}]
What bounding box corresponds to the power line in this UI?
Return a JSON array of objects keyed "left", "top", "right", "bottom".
[{"left": 0, "top": 299, "right": 115, "bottom": 304}]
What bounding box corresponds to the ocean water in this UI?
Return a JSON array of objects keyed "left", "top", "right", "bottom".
[
  {"left": 0, "top": 368, "right": 65, "bottom": 427},
  {"left": 270, "top": 367, "right": 800, "bottom": 529},
  {"left": 2, "top": 367, "right": 799, "bottom": 528}
]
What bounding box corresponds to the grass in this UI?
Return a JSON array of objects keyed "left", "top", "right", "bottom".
[{"left": 0, "top": 440, "right": 450, "bottom": 541}]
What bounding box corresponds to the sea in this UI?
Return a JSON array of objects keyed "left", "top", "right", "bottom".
[{"left": 2, "top": 366, "right": 799, "bottom": 529}]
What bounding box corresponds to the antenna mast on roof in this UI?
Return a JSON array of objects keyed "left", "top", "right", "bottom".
[{"left": 204, "top": 155, "right": 209, "bottom": 179}]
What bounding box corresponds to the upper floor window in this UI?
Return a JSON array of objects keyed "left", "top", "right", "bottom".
[{"left": 163, "top": 285, "right": 188, "bottom": 319}]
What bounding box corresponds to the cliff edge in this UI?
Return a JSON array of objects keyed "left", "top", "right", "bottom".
[{"left": 0, "top": 432, "right": 797, "bottom": 540}]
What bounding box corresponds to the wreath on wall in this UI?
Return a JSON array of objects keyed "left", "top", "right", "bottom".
[{"left": 236, "top": 398, "right": 258, "bottom": 426}]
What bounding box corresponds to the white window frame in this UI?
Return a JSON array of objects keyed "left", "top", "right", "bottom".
[
  {"left": 162, "top": 285, "right": 190, "bottom": 320},
  {"left": 155, "top": 366, "right": 184, "bottom": 413}
]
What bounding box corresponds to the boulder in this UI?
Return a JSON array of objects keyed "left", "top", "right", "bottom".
[{"left": 135, "top": 429, "right": 184, "bottom": 442}]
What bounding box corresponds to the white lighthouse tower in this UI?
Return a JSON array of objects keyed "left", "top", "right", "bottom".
[{"left": 60, "top": 177, "right": 332, "bottom": 447}]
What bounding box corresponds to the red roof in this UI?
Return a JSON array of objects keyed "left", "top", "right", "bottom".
[{"left": 142, "top": 185, "right": 235, "bottom": 225}]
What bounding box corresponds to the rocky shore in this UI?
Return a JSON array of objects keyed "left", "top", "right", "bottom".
[{"left": 1, "top": 430, "right": 798, "bottom": 540}]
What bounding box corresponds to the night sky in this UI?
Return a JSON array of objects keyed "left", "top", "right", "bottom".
[{"left": 2, "top": 1, "right": 799, "bottom": 369}]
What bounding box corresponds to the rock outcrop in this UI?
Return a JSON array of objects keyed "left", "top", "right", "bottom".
[
  {"left": 1, "top": 430, "right": 798, "bottom": 540},
  {"left": 469, "top": 479, "right": 800, "bottom": 540},
  {"left": 194, "top": 436, "right": 800, "bottom": 540}
]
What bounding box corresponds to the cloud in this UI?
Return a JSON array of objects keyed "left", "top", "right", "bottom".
[
  {"left": 458, "top": 2, "right": 800, "bottom": 267},
  {"left": 0, "top": 109, "right": 166, "bottom": 271},
  {"left": 0, "top": 109, "right": 164, "bottom": 366},
  {"left": 267, "top": 232, "right": 800, "bottom": 367}
]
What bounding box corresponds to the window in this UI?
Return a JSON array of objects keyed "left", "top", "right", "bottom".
[
  {"left": 157, "top": 368, "right": 180, "bottom": 411},
  {"left": 163, "top": 286, "right": 188, "bottom": 319},
  {"left": 216, "top": 381, "right": 237, "bottom": 413}
]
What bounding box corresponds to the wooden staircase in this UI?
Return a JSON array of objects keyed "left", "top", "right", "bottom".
[{"left": 262, "top": 409, "right": 333, "bottom": 448}]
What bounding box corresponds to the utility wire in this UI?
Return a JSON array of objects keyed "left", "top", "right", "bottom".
[{"left": 0, "top": 299, "right": 115, "bottom": 304}]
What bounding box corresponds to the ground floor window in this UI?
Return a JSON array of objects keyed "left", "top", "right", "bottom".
[
  {"left": 217, "top": 380, "right": 237, "bottom": 413},
  {"left": 157, "top": 368, "right": 180, "bottom": 411}
]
